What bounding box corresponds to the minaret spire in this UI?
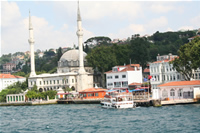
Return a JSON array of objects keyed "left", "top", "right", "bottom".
[
  {"left": 76, "top": 1, "right": 85, "bottom": 74},
  {"left": 28, "top": 10, "right": 36, "bottom": 77},
  {"left": 77, "top": 1, "right": 82, "bottom": 21}
]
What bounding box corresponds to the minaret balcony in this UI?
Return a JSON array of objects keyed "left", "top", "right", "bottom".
[{"left": 76, "top": 30, "right": 83, "bottom": 36}]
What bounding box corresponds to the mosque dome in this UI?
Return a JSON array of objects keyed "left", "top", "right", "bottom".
[{"left": 59, "top": 49, "right": 87, "bottom": 62}]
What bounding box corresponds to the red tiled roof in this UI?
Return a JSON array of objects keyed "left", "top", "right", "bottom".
[
  {"left": 0, "top": 74, "right": 25, "bottom": 79},
  {"left": 79, "top": 88, "right": 107, "bottom": 92},
  {"left": 105, "top": 64, "right": 140, "bottom": 73},
  {"left": 188, "top": 35, "right": 200, "bottom": 39},
  {"left": 158, "top": 80, "right": 200, "bottom": 87},
  {"left": 129, "top": 82, "right": 142, "bottom": 86},
  {"left": 152, "top": 58, "right": 176, "bottom": 63},
  {"left": 143, "top": 68, "right": 150, "bottom": 73}
]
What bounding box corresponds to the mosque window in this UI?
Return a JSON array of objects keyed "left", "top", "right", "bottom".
[
  {"left": 44, "top": 81, "right": 45, "bottom": 85},
  {"left": 47, "top": 81, "right": 48, "bottom": 84},
  {"left": 57, "top": 80, "right": 59, "bottom": 84},
  {"left": 40, "top": 81, "right": 41, "bottom": 85},
  {"left": 72, "top": 79, "right": 74, "bottom": 83},
  {"left": 54, "top": 80, "right": 55, "bottom": 84},
  {"left": 50, "top": 81, "right": 52, "bottom": 84}
]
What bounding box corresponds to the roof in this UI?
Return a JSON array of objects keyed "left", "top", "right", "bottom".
[
  {"left": 59, "top": 49, "right": 87, "bottom": 62},
  {"left": 3, "top": 63, "right": 16, "bottom": 65},
  {"left": 158, "top": 80, "right": 200, "bottom": 87},
  {"left": 151, "top": 58, "right": 176, "bottom": 63},
  {"left": 105, "top": 64, "right": 141, "bottom": 73},
  {"left": 143, "top": 68, "right": 150, "bottom": 73},
  {"left": 79, "top": 88, "right": 107, "bottom": 93},
  {"left": 129, "top": 82, "right": 142, "bottom": 86},
  {"left": 188, "top": 35, "right": 200, "bottom": 39},
  {"left": 0, "top": 73, "right": 25, "bottom": 79}
]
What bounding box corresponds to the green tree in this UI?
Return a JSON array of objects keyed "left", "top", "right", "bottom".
[
  {"left": 86, "top": 46, "right": 117, "bottom": 87},
  {"left": 130, "top": 37, "right": 150, "bottom": 69},
  {"left": 170, "top": 37, "right": 200, "bottom": 80}
]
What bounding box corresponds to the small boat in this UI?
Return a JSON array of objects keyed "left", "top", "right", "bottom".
[{"left": 101, "top": 92, "right": 136, "bottom": 109}]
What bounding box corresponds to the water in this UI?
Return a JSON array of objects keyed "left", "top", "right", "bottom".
[{"left": 0, "top": 104, "right": 200, "bottom": 133}]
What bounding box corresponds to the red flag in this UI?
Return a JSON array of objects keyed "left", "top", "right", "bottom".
[
  {"left": 117, "top": 67, "right": 119, "bottom": 71},
  {"left": 148, "top": 75, "right": 152, "bottom": 80},
  {"left": 126, "top": 89, "right": 129, "bottom": 93}
]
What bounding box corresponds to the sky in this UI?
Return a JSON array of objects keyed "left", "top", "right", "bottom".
[{"left": 1, "top": 0, "right": 200, "bottom": 56}]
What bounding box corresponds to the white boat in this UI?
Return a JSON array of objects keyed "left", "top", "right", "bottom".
[{"left": 101, "top": 92, "right": 136, "bottom": 109}]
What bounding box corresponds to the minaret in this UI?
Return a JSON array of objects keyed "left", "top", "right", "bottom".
[
  {"left": 28, "top": 11, "right": 36, "bottom": 77},
  {"left": 76, "top": 1, "right": 85, "bottom": 74}
]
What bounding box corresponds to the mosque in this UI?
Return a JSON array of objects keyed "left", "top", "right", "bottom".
[{"left": 28, "top": 2, "right": 95, "bottom": 93}]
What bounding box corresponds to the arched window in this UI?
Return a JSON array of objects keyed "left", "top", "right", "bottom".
[
  {"left": 170, "top": 89, "right": 175, "bottom": 96},
  {"left": 39, "top": 88, "right": 43, "bottom": 92}
]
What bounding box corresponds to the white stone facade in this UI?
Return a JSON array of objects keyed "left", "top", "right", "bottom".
[
  {"left": 105, "top": 64, "right": 143, "bottom": 90},
  {"left": 158, "top": 81, "right": 200, "bottom": 100},
  {"left": 6, "top": 93, "right": 26, "bottom": 103}
]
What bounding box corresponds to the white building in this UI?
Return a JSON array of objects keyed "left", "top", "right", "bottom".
[
  {"left": 0, "top": 74, "right": 26, "bottom": 91},
  {"left": 150, "top": 53, "right": 185, "bottom": 99},
  {"left": 105, "top": 64, "right": 143, "bottom": 90},
  {"left": 150, "top": 53, "right": 200, "bottom": 99},
  {"left": 28, "top": 2, "right": 93, "bottom": 93},
  {"left": 158, "top": 80, "right": 200, "bottom": 100}
]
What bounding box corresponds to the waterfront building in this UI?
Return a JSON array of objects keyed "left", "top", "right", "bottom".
[
  {"left": 79, "top": 88, "right": 107, "bottom": 99},
  {"left": 158, "top": 80, "right": 200, "bottom": 100},
  {"left": 6, "top": 93, "right": 26, "bottom": 103},
  {"left": 150, "top": 53, "right": 200, "bottom": 99},
  {"left": 0, "top": 73, "right": 26, "bottom": 91},
  {"left": 105, "top": 64, "right": 143, "bottom": 90},
  {"left": 28, "top": 2, "right": 94, "bottom": 93}
]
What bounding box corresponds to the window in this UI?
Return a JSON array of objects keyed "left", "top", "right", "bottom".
[
  {"left": 107, "top": 76, "right": 112, "bottom": 79},
  {"left": 115, "top": 75, "right": 119, "bottom": 79},
  {"left": 107, "top": 83, "right": 113, "bottom": 86},
  {"left": 95, "top": 93, "right": 98, "bottom": 96},
  {"left": 31, "top": 82, "right": 32, "bottom": 85},
  {"left": 67, "top": 79, "right": 68, "bottom": 83},
  {"left": 170, "top": 89, "right": 175, "bottom": 96},
  {"left": 177, "top": 75, "right": 180, "bottom": 80},
  {"left": 57, "top": 80, "right": 59, "bottom": 84},
  {"left": 40, "top": 81, "right": 42, "bottom": 85},
  {"left": 114, "top": 82, "right": 121, "bottom": 87},
  {"left": 72, "top": 79, "right": 74, "bottom": 83},
  {"left": 122, "top": 75, "right": 126, "bottom": 78},
  {"left": 178, "top": 89, "right": 182, "bottom": 97},
  {"left": 88, "top": 93, "right": 94, "bottom": 97},
  {"left": 50, "top": 81, "right": 52, "bottom": 84},
  {"left": 44, "top": 81, "right": 45, "bottom": 85},
  {"left": 54, "top": 80, "right": 55, "bottom": 84},
  {"left": 47, "top": 81, "right": 48, "bottom": 85},
  {"left": 122, "top": 81, "right": 128, "bottom": 87},
  {"left": 83, "top": 94, "right": 86, "bottom": 97}
]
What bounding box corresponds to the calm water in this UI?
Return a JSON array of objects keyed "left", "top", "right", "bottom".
[{"left": 0, "top": 104, "right": 200, "bottom": 133}]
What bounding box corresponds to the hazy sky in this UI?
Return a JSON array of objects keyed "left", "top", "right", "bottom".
[{"left": 1, "top": 0, "right": 200, "bottom": 55}]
